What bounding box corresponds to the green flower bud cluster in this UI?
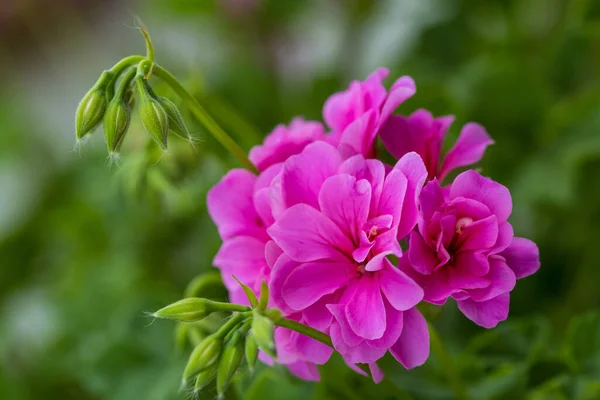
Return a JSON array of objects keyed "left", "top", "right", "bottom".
[
  {"left": 74, "top": 57, "right": 194, "bottom": 158},
  {"left": 158, "top": 275, "right": 285, "bottom": 399}
]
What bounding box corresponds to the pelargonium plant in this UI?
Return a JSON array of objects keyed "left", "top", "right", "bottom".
[{"left": 74, "top": 29, "right": 540, "bottom": 399}]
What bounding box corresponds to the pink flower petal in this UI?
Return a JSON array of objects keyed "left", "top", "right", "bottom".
[
  {"left": 269, "top": 254, "right": 300, "bottom": 314},
  {"left": 280, "top": 141, "right": 342, "bottom": 210},
  {"left": 467, "top": 256, "right": 516, "bottom": 302},
  {"left": 345, "top": 275, "right": 387, "bottom": 340},
  {"left": 214, "top": 236, "right": 267, "bottom": 291},
  {"left": 501, "top": 237, "right": 540, "bottom": 279},
  {"left": 328, "top": 304, "right": 364, "bottom": 347},
  {"left": 282, "top": 260, "right": 352, "bottom": 310},
  {"left": 267, "top": 204, "right": 354, "bottom": 263},
  {"left": 457, "top": 292, "right": 510, "bottom": 328},
  {"left": 438, "top": 122, "right": 494, "bottom": 181},
  {"left": 338, "top": 109, "right": 380, "bottom": 157},
  {"left": 207, "top": 169, "right": 263, "bottom": 240},
  {"left": 393, "top": 152, "right": 428, "bottom": 240},
  {"left": 418, "top": 179, "right": 446, "bottom": 236},
  {"left": 367, "top": 300, "right": 404, "bottom": 349},
  {"left": 379, "top": 264, "right": 424, "bottom": 311},
  {"left": 378, "top": 168, "right": 408, "bottom": 228},
  {"left": 318, "top": 174, "right": 372, "bottom": 244},
  {"left": 380, "top": 76, "right": 417, "bottom": 123},
  {"left": 340, "top": 156, "right": 385, "bottom": 216},
  {"left": 459, "top": 214, "right": 499, "bottom": 251},
  {"left": 390, "top": 307, "right": 430, "bottom": 369},
  {"left": 294, "top": 331, "right": 334, "bottom": 365},
  {"left": 264, "top": 240, "right": 283, "bottom": 269},
  {"left": 450, "top": 170, "right": 512, "bottom": 223},
  {"left": 408, "top": 231, "right": 438, "bottom": 275},
  {"left": 302, "top": 295, "right": 336, "bottom": 331},
  {"left": 369, "top": 362, "right": 385, "bottom": 384},
  {"left": 287, "top": 361, "right": 321, "bottom": 381},
  {"left": 329, "top": 321, "right": 388, "bottom": 364}
]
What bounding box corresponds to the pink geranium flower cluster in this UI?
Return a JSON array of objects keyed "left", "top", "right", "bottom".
[{"left": 207, "top": 68, "right": 540, "bottom": 381}]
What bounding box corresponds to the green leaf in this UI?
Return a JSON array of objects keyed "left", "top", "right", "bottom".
[
  {"left": 563, "top": 312, "right": 600, "bottom": 374},
  {"left": 232, "top": 275, "right": 258, "bottom": 308}
]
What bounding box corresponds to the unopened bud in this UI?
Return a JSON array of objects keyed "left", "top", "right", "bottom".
[
  {"left": 245, "top": 332, "right": 258, "bottom": 372},
  {"left": 193, "top": 367, "right": 216, "bottom": 395},
  {"left": 182, "top": 334, "right": 222, "bottom": 382},
  {"left": 157, "top": 96, "right": 193, "bottom": 141},
  {"left": 136, "top": 76, "right": 168, "bottom": 150},
  {"left": 75, "top": 70, "right": 113, "bottom": 139},
  {"left": 103, "top": 99, "right": 131, "bottom": 153},
  {"left": 251, "top": 311, "right": 276, "bottom": 358},
  {"left": 217, "top": 330, "right": 244, "bottom": 396},
  {"left": 154, "top": 298, "right": 222, "bottom": 322}
]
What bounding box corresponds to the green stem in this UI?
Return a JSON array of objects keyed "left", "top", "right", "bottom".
[
  {"left": 211, "top": 302, "right": 251, "bottom": 313},
  {"left": 152, "top": 64, "right": 258, "bottom": 173},
  {"left": 215, "top": 313, "right": 249, "bottom": 339},
  {"left": 108, "top": 55, "right": 146, "bottom": 76},
  {"left": 428, "top": 323, "right": 470, "bottom": 400}
]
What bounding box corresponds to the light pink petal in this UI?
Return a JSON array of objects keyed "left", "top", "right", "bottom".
[
  {"left": 393, "top": 152, "right": 429, "bottom": 240},
  {"left": 345, "top": 275, "right": 386, "bottom": 340},
  {"left": 408, "top": 231, "right": 438, "bottom": 275},
  {"left": 318, "top": 174, "right": 371, "bottom": 243},
  {"left": 467, "top": 256, "right": 516, "bottom": 302},
  {"left": 287, "top": 361, "right": 321, "bottom": 381},
  {"left": 380, "top": 76, "right": 417, "bottom": 123},
  {"left": 501, "top": 237, "right": 540, "bottom": 279},
  {"left": 214, "top": 236, "right": 266, "bottom": 291},
  {"left": 379, "top": 264, "right": 424, "bottom": 311},
  {"left": 280, "top": 141, "right": 342, "bottom": 210},
  {"left": 438, "top": 122, "right": 494, "bottom": 181},
  {"left": 449, "top": 170, "right": 512, "bottom": 223},
  {"left": 267, "top": 204, "right": 354, "bottom": 262},
  {"left": 282, "top": 260, "right": 352, "bottom": 310},
  {"left": 207, "top": 169, "right": 262, "bottom": 240},
  {"left": 364, "top": 251, "right": 392, "bottom": 272},
  {"left": 369, "top": 362, "right": 385, "bottom": 384},
  {"left": 390, "top": 307, "right": 430, "bottom": 369},
  {"left": 457, "top": 292, "right": 510, "bottom": 328}
]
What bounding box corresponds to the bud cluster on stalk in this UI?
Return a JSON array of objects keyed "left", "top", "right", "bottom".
[
  {"left": 74, "top": 57, "right": 194, "bottom": 159},
  {"left": 153, "top": 276, "right": 281, "bottom": 399}
]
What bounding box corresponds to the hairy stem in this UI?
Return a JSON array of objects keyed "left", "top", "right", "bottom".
[
  {"left": 152, "top": 64, "right": 258, "bottom": 172},
  {"left": 428, "top": 323, "right": 470, "bottom": 400}
]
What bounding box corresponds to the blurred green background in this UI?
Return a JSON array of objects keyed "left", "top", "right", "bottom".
[{"left": 1, "top": 0, "right": 600, "bottom": 399}]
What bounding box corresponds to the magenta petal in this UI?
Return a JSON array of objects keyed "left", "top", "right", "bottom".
[
  {"left": 282, "top": 260, "right": 352, "bottom": 310},
  {"left": 367, "top": 300, "right": 404, "bottom": 349},
  {"left": 491, "top": 222, "right": 514, "bottom": 255},
  {"left": 339, "top": 109, "right": 380, "bottom": 157},
  {"left": 340, "top": 156, "right": 386, "bottom": 216},
  {"left": 450, "top": 170, "right": 512, "bottom": 223},
  {"left": 269, "top": 254, "right": 300, "bottom": 314},
  {"left": 345, "top": 276, "right": 387, "bottom": 340},
  {"left": 328, "top": 304, "right": 364, "bottom": 347},
  {"left": 390, "top": 307, "right": 430, "bottom": 369},
  {"left": 418, "top": 179, "right": 446, "bottom": 235},
  {"left": 378, "top": 168, "right": 408, "bottom": 228},
  {"left": 394, "top": 152, "right": 428, "bottom": 240},
  {"left": 318, "top": 174, "right": 371, "bottom": 243},
  {"left": 214, "top": 236, "right": 266, "bottom": 291},
  {"left": 453, "top": 250, "right": 490, "bottom": 277},
  {"left": 264, "top": 240, "right": 283, "bottom": 269},
  {"left": 408, "top": 231, "right": 438, "bottom": 275},
  {"left": 457, "top": 292, "right": 510, "bottom": 328},
  {"left": 501, "top": 237, "right": 540, "bottom": 279},
  {"left": 207, "top": 169, "right": 261, "bottom": 240},
  {"left": 379, "top": 265, "right": 424, "bottom": 311},
  {"left": 438, "top": 122, "right": 494, "bottom": 181},
  {"left": 369, "top": 362, "right": 385, "bottom": 384},
  {"left": 330, "top": 321, "right": 387, "bottom": 364},
  {"left": 280, "top": 141, "right": 342, "bottom": 210},
  {"left": 380, "top": 115, "right": 422, "bottom": 160},
  {"left": 380, "top": 76, "right": 417, "bottom": 123},
  {"left": 303, "top": 295, "right": 335, "bottom": 331},
  {"left": 287, "top": 361, "right": 320, "bottom": 381},
  {"left": 467, "top": 256, "right": 516, "bottom": 302},
  {"left": 459, "top": 215, "right": 499, "bottom": 251},
  {"left": 268, "top": 204, "right": 354, "bottom": 263},
  {"left": 294, "top": 332, "right": 334, "bottom": 365}
]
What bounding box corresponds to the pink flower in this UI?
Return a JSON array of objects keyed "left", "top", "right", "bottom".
[
  {"left": 402, "top": 170, "right": 540, "bottom": 328},
  {"left": 267, "top": 141, "right": 430, "bottom": 369},
  {"left": 323, "top": 68, "right": 416, "bottom": 158},
  {"left": 379, "top": 109, "right": 494, "bottom": 182},
  {"left": 249, "top": 118, "right": 326, "bottom": 172},
  {"left": 207, "top": 158, "right": 328, "bottom": 379}
]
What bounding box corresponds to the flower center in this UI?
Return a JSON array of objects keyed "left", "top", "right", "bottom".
[{"left": 447, "top": 217, "right": 473, "bottom": 254}]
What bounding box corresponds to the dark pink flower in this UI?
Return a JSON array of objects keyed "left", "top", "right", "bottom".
[
  {"left": 323, "top": 68, "right": 416, "bottom": 158},
  {"left": 249, "top": 118, "right": 326, "bottom": 172},
  {"left": 402, "top": 170, "right": 540, "bottom": 328},
  {"left": 267, "top": 141, "right": 430, "bottom": 368},
  {"left": 380, "top": 109, "right": 494, "bottom": 181}
]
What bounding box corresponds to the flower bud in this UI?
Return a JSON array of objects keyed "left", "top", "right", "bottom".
[
  {"left": 154, "top": 298, "right": 218, "bottom": 322},
  {"left": 251, "top": 311, "right": 276, "bottom": 358},
  {"left": 193, "top": 367, "right": 216, "bottom": 395},
  {"left": 182, "top": 334, "right": 222, "bottom": 382},
  {"left": 75, "top": 70, "right": 113, "bottom": 140},
  {"left": 245, "top": 332, "right": 258, "bottom": 373},
  {"left": 157, "top": 96, "right": 193, "bottom": 141},
  {"left": 175, "top": 322, "right": 189, "bottom": 353},
  {"left": 216, "top": 330, "right": 244, "bottom": 396},
  {"left": 136, "top": 76, "right": 168, "bottom": 150},
  {"left": 103, "top": 99, "right": 131, "bottom": 153}
]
